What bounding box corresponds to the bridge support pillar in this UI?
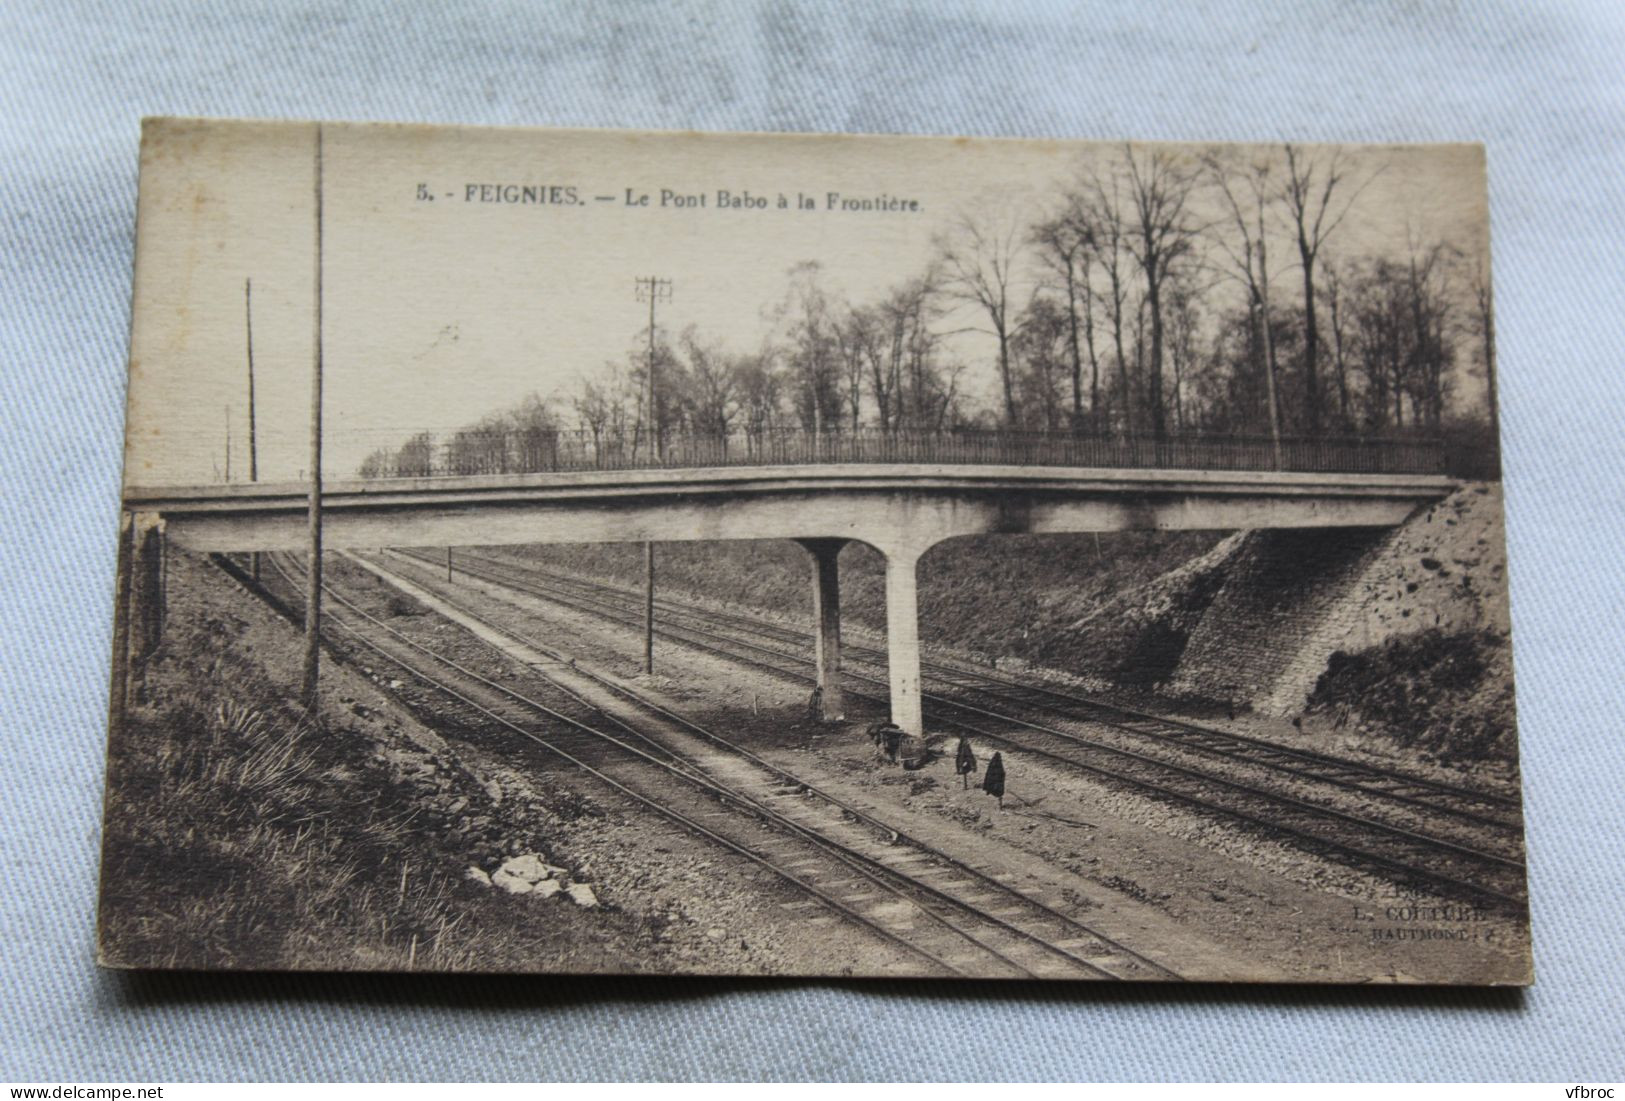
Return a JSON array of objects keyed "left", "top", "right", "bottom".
[
  {"left": 795, "top": 538, "right": 847, "bottom": 721},
  {"left": 883, "top": 548, "right": 924, "bottom": 735}
]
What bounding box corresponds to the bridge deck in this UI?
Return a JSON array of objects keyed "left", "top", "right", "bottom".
[{"left": 122, "top": 461, "right": 1459, "bottom": 737}]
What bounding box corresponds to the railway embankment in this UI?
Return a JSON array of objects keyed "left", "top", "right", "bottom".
[
  {"left": 1167, "top": 482, "right": 1515, "bottom": 761},
  {"left": 102, "top": 551, "right": 683, "bottom": 971},
  {"left": 507, "top": 530, "right": 1229, "bottom": 671}
]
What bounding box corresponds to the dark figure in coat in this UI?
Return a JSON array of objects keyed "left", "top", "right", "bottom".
[
  {"left": 955, "top": 737, "right": 977, "bottom": 789},
  {"left": 982, "top": 751, "right": 1006, "bottom": 807}
]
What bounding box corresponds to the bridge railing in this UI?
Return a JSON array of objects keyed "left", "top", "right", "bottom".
[{"left": 357, "top": 427, "right": 1448, "bottom": 480}]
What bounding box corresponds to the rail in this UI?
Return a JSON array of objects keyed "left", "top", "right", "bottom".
[{"left": 357, "top": 427, "right": 1448, "bottom": 479}]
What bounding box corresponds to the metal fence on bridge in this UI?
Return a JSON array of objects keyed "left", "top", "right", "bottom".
[{"left": 357, "top": 427, "right": 1448, "bottom": 480}]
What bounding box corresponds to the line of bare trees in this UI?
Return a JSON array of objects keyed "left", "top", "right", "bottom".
[
  {"left": 554, "top": 258, "right": 973, "bottom": 464},
  {"left": 997, "top": 144, "right": 1495, "bottom": 446},
  {"left": 361, "top": 142, "right": 1499, "bottom": 479}
]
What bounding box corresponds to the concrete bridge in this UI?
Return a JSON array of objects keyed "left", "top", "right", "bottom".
[{"left": 124, "top": 461, "right": 1455, "bottom": 734}]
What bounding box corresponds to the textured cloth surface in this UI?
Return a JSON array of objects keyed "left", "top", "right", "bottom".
[{"left": 2, "top": 0, "right": 1622, "bottom": 1082}]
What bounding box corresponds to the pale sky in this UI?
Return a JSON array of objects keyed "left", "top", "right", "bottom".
[{"left": 123, "top": 120, "right": 1491, "bottom": 487}]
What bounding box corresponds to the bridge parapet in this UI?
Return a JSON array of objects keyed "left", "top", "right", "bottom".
[{"left": 357, "top": 427, "right": 1447, "bottom": 480}]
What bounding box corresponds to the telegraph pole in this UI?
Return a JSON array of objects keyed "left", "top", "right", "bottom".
[
  {"left": 245, "top": 278, "right": 258, "bottom": 482},
  {"left": 633, "top": 276, "right": 671, "bottom": 675},
  {"left": 633, "top": 276, "right": 672, "bottom": 465},
  {"left": 245, "top": 277, "right": 260, "bottom": 579},
  {"left": 302, "top": 124, "right": 325, "bottom": 710},
  {"left": 643, "top": 540, "right": 656, "bottom": 674},
  {"left": 224, "top": 404, "right": 231, "bottom": 481}
]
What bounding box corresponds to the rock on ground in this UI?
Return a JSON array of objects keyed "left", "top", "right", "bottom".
[
  {"left": 498, "top": 853, "right": 553, "bottom": 884},
  {"left": 491, "top": 869, "right": 533, "bottom": 894}
]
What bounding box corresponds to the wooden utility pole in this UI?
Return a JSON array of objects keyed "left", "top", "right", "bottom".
[
  {"left": 1256, "top": 222, "right": 1284, "bottom": 472},
  {"left": 245, "top": 278, "right": 258, "bottom": 481},
  {"left": 223, "top": 404, "right": 231, "bottom": 481},
  {"left": 643, "top": 541, "right": 656, "bottom": 674},
  {"left": 245, "top": 279, "right": 261, "bottom": 577},
  {"left": 302, "top": 124, "right": 325, "bottom": 710},
  {"left": 633, "top": 276, "right": 671, "bottom": 675},
  {"left": 633, "top": 276, "right": 672, "bottom": 464},
  {"left": 246, "top": 277, "right": 260, "bottom": 579}
]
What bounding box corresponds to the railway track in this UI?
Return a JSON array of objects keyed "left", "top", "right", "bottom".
[
  {"left": 234, "top": 551, "right": 1180, "bottom": 982},
  {"left": 440, "top": 548, "right": 1522, "bottom": 828},
  {"left": 393, "top": 546, "right": 1529, "bottom": 913}
]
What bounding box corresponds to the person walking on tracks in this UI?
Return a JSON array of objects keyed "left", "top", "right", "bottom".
[
  {"left": 982, "top": 751, "right": 1006, "bottom": 808},
  {"left": 955, "top": 736, "right": 977, "bottom": 789}
]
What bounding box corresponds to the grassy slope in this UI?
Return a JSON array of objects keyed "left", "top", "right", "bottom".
[{"left": 97, "top": 553, "right": 631, "bottom": 971}]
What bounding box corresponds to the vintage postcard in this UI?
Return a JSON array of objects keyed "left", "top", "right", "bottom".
[{"left": 99, "top": 118, "right": 1530, "bottom": 983}]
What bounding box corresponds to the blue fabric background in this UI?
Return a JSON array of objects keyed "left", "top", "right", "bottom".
[{"left": 3, "top": 0, "right": 1622, "bottom": 1082}]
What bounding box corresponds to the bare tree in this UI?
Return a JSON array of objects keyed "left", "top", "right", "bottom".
[
  {"left": 1403, "top": 238, "right": 1457, "bottom": 430},
  {"left": 680, "top": 325, "right": 739, "bottom": 441},
  {"left": 573, "top": 375, "right": 613, "bottom": 459},
  {"left": 938, "top": 209, "right": 1026, "bottom": 427},
  {"left": 856, "top": 302, "right": 897, "bottom": 433},
  {"left": 771, "top": 261, "right": 842, "bottom": 436},
  {"left": 358, "top": 446, "right": 392, "bottom": 478},
  {"left": 1343, "top": 239, "right": 1458, "bottom": 434},
  {"left": 1282, "top": 144, "right": 1370, "bottom": 435},
  {"left": 1469, "top": 254, "right": 1499, "bottom": 446},
  {"left": 853, "top": 303, "right": 894, "bottom": 432},
  {"left": 626, "top": 329, "right": 680, "bottom": 455},
  {"left": 1166, "top": 276, "right": 1202, "bottom": 433},
  {"left": 1077, "top": 175, "right": 1134, "bottom": 431},
  {"left": 1012, "top": 294, "right": 1070, "bottom": 429},
  {"left": 395, "top": 431, "right": 435, "bottom": 478},
  {"left": 1031, "top": 203, "right": 1093, "bottom": 429},
  {"left": 1319, "top": 256, "right": 1354, "bottom": 429},
  {"left": 506, "top": 392, "right": 559, "bottom": 472},
  {"left": 1348, "top": 259, "right": 1404, "bottom": 429},
  {"left": 734, "top": 348, "right": 784, "bottom": 454},
  {"left": 1206, "top": 148, "right": 1284, "bottom": 464},
  {"left": 870, "top": 272, "right": 948, "bottom": 431},
  {"left": 1069, "top": 216, "right": 1104, "bottom": 432},
  {"left": 1123, "top": 147, "right": 1202, "bottom": 441},
  {"left": 833, "top": 304, "right": 869, "bottom": 431}
]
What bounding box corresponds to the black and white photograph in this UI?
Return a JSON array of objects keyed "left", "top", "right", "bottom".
[{"left": 98, "top": 117, "right": 1530, "bottom": 984}]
